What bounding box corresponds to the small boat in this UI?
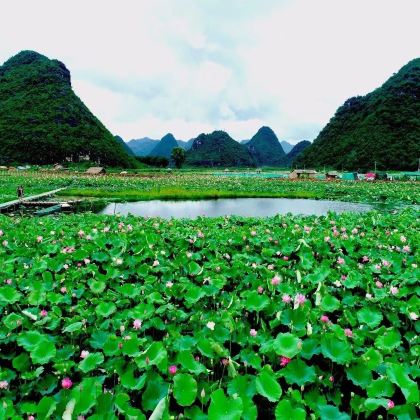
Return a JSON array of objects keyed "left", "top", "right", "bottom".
[{"left": 35, "top": 204, "right": 63, "bottom": 217}]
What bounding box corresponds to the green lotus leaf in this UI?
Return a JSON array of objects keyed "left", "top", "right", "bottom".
[
  {"left": 320, "top": 295, "right": 340, "bottom": 312},
  {"left": 95, "top": 301, "right": 116, "bottom": 317},
  {"left": 78, "top": 352, "right": 104, "bottom": 373},
  {"left": 386, "top": 364, "right": 418, "bottom": 403},
  {"left": 374, "top": 329, "right": 401, "bottom": 352},
  {"left": 244, "top": 291, "right": 270, "bottom": 312},
  {"left": 62, "top": 321, "right": 83, "bottom": 333},
  {"left": 274, "top": 333, "right": 301, "bottom": 358},
  {"left": 281, "top": 359, "right": 316, "bottom": 386},
  {"left": 0, "top": 286, "right": 22, "bottom": 304},
  {"left": 255, "top": 365, "right": 282, "bottom": 402},
  {"left": 321, "top": 336, "right": 352, "bottom": 364},
  {"left": 208, "top": 389, "right": 243, "bottom": 420},
  {"left": 173, "top": 373, "right": 197, "bottom": 406},
  {"left": 357, "top": 307, "right": 383, "bottom": 328},
  {"left": 275, "top": 399, "right": 306, "bottom": 420}
]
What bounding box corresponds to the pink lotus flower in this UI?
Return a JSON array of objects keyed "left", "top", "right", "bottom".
[
  {"left": 304, "top": 226, "right": 311, "bottom": 233},
  {"left": 387, "top": 400, "right": 395, "bottom": 409},
  {"left": 166, "top": 281, "right": 173, "bottom": 288},
  {"left": 60, "top": 287, "right": 67, "bottom": 294},
  {"left": 0, "top": 380, "right": 8, "bottom": 389},
  {"left": 197, "top": 231, "right": 205, "bottom": 238},
  {"left": 337, "top": 257, "right": 345, "bottom": 265},
  {"left": 283, "top": 256, "right": 289, "bottom": 261},
  {"left": 344, "top": 328, "right": 353, "bottom": 337},
  {"left": 295, "top": 294, "right": 306, "bottom": 306},
  {"left": 40, "top": 309, "right": 48, "bottom": 317},
  {"left": 333, "top": 230, "right": 340, "bottom": 237},
  {"left": 390, "top": 286, "right": 399, "bottom": 295},
  {"left": 6, "top": 279, "right": 12, "bottom": 285},
  {"left": 351, "top": 228, "right": 358, "bottom": 235},
  {"left": 80, "top": 350, "right": 89, "bottom": 359},
  {"left": 78, "top": 230, "right": 85, "bottom": 238},
  {"left": 320, "top": 315, "right": 329, "bottom": 323},
  {"left": 324, "top": 236, "right": 330, "bottom": 242},
  {"left": 152, "top": 260, "right": 159, "bottom": 267},
  {"left": 374, "top": 264, "right": 381, "bottom": 271},
  {"left": 267, "top": 264, "right": 274, "bottom": 270},
  {"left": 250, "top": 230, "right": 257, "bottom": 237},
  {"left": 169, "top": 365, "right": 177, "bottom": 375},
  {"left": 341, "top": 275, "right": 347, "bottom": 281},
  {"left": 0, "top": 230, "right": 3, "bottom": 236},
  {"left": 280, "top": 356, "right": 291, "bottom": 367},
  {"left": 2, "top": 240, "right": 8, "bottom": 247},
  {"left": 282, "top": 294, "right": 292, "bottom": 303},
  {"left": 382, "top": 259, "right": 391, "bottom": 267},
  {"left": 362, "top": 256, "right": 369, "bottom": 262},
  {"left": 257, "top": 286, "right": 264, "bottom": 294},
  {"left": 36, "top": 236, "right": 43, "bottom": 243},
  {"left": 271, "top": 275, "right": 281, "bottom": 285},
  {"left": 375, "top": 280, "right": 383, "bottom": 288},
  {"left": 221, "top": 358, "right": 229, "bottom": 366},
  {"left": 400, "top": 235, "right": 406, "bottom": 243},
  {"left": 61, "top": 377, "right": 73, "bottom": 389},
  {"left": 402, "top": 245, "right": 410, "bottom": 253},
  {"left": 250, "top": 329, "right": 257, "bottom": 337},
  {"left": 329, "top": 376, "right": 334, "bottom": 382},
  {"left": 133, "top": 319, "right": 142, "bottom": 330},
  {"left": 28, "top": 416, "right": 35, "bottom": 420}
]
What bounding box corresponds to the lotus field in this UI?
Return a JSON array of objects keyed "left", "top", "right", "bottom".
[{"left": 0, "top": 207, "right": 419, "bottom": 419}]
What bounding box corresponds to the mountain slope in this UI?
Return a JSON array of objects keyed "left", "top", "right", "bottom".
[
  {"left": 127, "top": 137, "right": 159, "bottom": 156},
  {"left": 0, "top": 50, "right": 136, "bottom": 167},
  {"left": 149, "top": 133, "right": 178, "bottom": 158},
  {"left": 177, "top": 139, "right": 194, "bottom": 150},
  {"left": 115, "top": 135, "right": 134, "bottom": 156},
  {"left": 280, "top": 141, "right": 293, "bottom": 154},
  {"left": 246, "top": 126, "right": 286, "bottom": 166},
  {"left": 285, "top": 140, "right": 311, "bottom": 166},
  {"left": 186, "top": 131, "right": 255, "bottom": 167},
  {"left": 296, "top": 58, "right": 420, "bottom": 170}
]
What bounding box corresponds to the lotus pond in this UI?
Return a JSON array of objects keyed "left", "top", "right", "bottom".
[
  {"left": 99, "top": 198, "right": 374, "bottom": 218},
  {"left": 0, "top": 208, "right": 418, "bottom": 419}
]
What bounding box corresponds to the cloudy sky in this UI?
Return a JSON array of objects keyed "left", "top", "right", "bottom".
[{"left": 1, "top": 0, "right": 419, "bottom": 143}]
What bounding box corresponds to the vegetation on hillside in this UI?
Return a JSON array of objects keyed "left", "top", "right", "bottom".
[
  {"left": 0, "top": 51, "right": 136, "bottom": 167},
  {"left": 285, "top": 141, "right": 311, "bottom": 167},
  {"left": 186, "top": 131, "right": 256, "bottom": 167},
  {"left": 149, "top": 134, "right": 178, "bottom": 159},
  {"left": 114, "top": 136, "right": 134, "bottom": 156},
  {"left": 246, "top": 126, "right": 286, "bottom": 166},
  {"left": 297, "top": 58, "right": 420, "bottom": 170}
]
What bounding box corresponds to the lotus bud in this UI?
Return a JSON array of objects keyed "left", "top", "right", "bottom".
[{"left": 201, "top": 389, "right": 206, "bottom": 398}]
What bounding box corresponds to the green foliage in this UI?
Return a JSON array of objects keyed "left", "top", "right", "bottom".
[
  {"left": 149, "top": 133, "right": 178, "bottom": 159},
  {"left": 0, "top": 184, "right": 418, "bottom": 417},
  {"left": 136, "top": 156, "right": 169, "bottom": 167},
  {"left": 0, "top": 51, "right": 136, "bottom": 167},
  {"left": 246, "top": 126, "right": 286, "bottom": 166},
  {"left": 297, "top": 58, "right": 420, "bottom": 170},
  {"left": 186, "top": 130, "right": 256, "bottom": 167},
  {"left": 171, "top": 147, "right": 186, "bottom": 169},
  {"left": 285, "top": 140, "right": 311, "bottom": 167}
]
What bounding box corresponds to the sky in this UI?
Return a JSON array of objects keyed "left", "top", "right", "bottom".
[{"left": 1, "top": 0, "right": 419, "bottom": 144}]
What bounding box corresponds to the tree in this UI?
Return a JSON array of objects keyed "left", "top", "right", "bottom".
[{"left": 171, "top": 147, "right": 186, "bottom": 169}]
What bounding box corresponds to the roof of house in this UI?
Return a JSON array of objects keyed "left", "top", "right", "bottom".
[{"left": 86, "top": 167, "right": 105, "bottom": 174}]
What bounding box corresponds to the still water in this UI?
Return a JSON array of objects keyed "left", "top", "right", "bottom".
[{"left": 99, "top": 198, "right": 373, "bottom": 218}]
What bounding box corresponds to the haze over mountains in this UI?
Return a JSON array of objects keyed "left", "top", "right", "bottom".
[{"left": 1, "top": 50, "right": 418, "bottom": 170}]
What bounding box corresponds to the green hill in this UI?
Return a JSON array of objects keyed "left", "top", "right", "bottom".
[
  {"left": 149, "top": 133, "right": 178, "bottom": 158},
  {"left": 246, "top": 126, "right": 286, "bottom": 166},
  {"left": 127, "top": 137, "right": 159, "bottom": 156},
  {"left": 284, "top": 140, "right": 311, "bottom": 166},
  {"left": 296, "top": 58, "right": 420, "bottom": 171},
  {"left": 186, "top": 130, "right": 256, "bottom": 167},
  {"left": 0, "top": 50, "right": 136, "bottom": 167}
]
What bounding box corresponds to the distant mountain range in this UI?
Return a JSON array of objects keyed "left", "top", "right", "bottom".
[
  {"left": 280, "top": 141, "right": 293, "bottom": 154},
  {"left": 297, "top": 58, "right": 420, "bottom": 170},
  {"left": 0, "top": 50, "right": 136, "bottom": 167},
  {"left": 127, "top": 137, "right": 159, "bottom": 156},
  {"left": 149, "top": 133, "right": 178, "bottom": 159}
]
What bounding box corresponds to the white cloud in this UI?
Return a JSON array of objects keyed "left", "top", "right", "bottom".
[{"left": 1, "top": 0, "right": 419, "bottom": 143}]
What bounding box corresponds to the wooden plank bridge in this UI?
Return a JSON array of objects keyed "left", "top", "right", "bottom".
[{"left": 0, "top": 188, "right": 66, "bottom": 213}]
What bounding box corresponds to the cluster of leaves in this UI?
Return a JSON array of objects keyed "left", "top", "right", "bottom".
[
  {"left": 297, "top": 58, "right": 420, "bottom": 171},
  {"left": 0, "top": 50, "right": 136, "bottom": 168},
  {"left": 0, "top": 209, "right": 418, "bottom": 418}
]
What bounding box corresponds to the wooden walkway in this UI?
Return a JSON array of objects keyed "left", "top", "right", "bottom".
[{"left": 0, "top": 188, "right": 66, "bottom": 212}]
